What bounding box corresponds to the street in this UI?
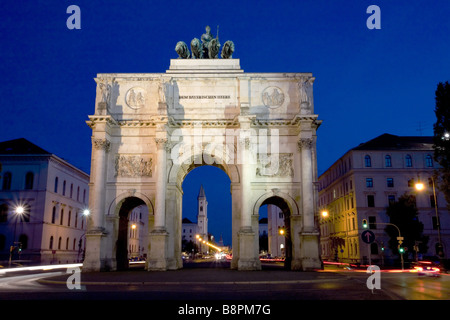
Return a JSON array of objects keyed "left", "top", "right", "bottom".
[{"left": 0, "top": 259, "right": 449, "bottom": 301}]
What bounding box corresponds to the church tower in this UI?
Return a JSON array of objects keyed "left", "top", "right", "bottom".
[{"left": 197, "top": 185, "right": 208, "bottom": 252}]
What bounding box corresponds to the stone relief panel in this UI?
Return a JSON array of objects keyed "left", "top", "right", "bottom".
[
  {"left": 115, "top": 155, "right": 153, "bottom": 177},
  {"left": 262, "top": 86, "right": 285, "bottom": 109},
  {"left": 256, "top": 153, "right": 294, "bottom": 177},
  {"left": 125, "top": 87, "right": 146, "bottom": 110}
]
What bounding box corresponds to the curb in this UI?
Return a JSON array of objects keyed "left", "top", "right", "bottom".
[{"left": 38, "top": 277, "right": 344, "bottom": 287}]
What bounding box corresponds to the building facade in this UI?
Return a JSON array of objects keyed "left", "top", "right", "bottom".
[
  {"left": 318, "top": 134, "right": 449, "bottom": 266},
  {"left": 267, "top": 204, "right": 287, "bottom": 257},
  {"left": 0, "top": 138, "right": 90, "bottom": 265}
]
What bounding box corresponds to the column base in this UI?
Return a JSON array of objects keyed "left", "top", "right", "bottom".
[
  {"left": 237, "top": 228, "right": 261, "bottom": 271},
  {"left": 146, "top": 229, "right": 169, "bottom": 271},
  {"left": 82, "top": 229, "right": 108, "bottom": 272},
  {"left": 295, "top": 231, "right": 322, "bottom": 271}
]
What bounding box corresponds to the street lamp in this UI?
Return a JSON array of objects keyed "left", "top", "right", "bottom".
[
  {"left": 9, "top": 205, "right": 25, "bottom": 267},
  {"left": 83, "top": 209, "right": 90, "bottom": 216},
  {"left": 415, "top": 176, "right": 443, "bottom": 259},
  {"left": 321, "top": 210, "right": 329, "bottom": 218}
]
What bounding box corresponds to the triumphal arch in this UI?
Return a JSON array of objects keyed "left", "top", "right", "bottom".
[{"left": 83, "top": 27, "right": 322, "bottom": 272}]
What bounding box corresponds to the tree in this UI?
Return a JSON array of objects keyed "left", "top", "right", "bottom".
[
  {"left": 433, "top": 81, "right": 450, "bottom": 210},
  {"left": 385, "top": 195, "right": 429, "bottom": 260}
]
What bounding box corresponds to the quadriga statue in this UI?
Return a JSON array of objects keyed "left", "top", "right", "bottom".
[
  {"left": 190, "top": 38, "right": 203, "bottom": 59},
  {"left": 175, "top": 41, "right": 190, "bottom": 59},
  {"left": 221, "top": 40, "right": 234, "bottom": 59}
]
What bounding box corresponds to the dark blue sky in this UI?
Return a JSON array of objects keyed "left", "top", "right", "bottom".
[{"left": 1, "top": 1, "right": 449, "bottom": 246}]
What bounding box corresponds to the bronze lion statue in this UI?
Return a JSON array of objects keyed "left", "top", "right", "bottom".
[{"left": 175, "top": 41, "right": 190, "bottom": 59}]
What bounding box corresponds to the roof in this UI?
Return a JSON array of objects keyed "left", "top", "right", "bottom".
[
  {"left": 197, "top": 185, "right": 206, "bottom": 199},
  {"left": 182, "top": 217, "right": 194, "bottom": 224},
  {"left": 351, "top": 133, "right": 434, "bottom": 151},
  {"left": 0, "top": 138, "right": 89, "bottom": 177},
  {"left": 0, "top": 138, "right": 52, "bottom": 155}
]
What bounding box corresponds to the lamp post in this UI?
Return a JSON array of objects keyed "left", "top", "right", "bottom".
[
  {"left": 321, "top": 209, "right": 339, "bottom": 261},
  {"left": 9, "top": 205, "right": 25, "bottom": 267},
  {"left": 415, "top": 177, "right": 443, "bottom": 259}
]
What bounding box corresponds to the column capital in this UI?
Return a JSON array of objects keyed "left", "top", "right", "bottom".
[
  {"left": 155, "top": 138, "right": 168, "bottom": 150},
  {"left": 297, "top": 138, "right": 313, "bottom": 151},
  {"left": 92, "top": 138, "right": 111, "bottom": 152}
]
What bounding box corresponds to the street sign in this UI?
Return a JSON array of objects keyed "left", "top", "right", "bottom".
[{"left": 361, "top": 230, "right": 375, "bottom": 244}]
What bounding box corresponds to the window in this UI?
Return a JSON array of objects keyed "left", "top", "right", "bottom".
[
  {"left": 54, "top": 177, "right": 59, "bottom": 193},
  {"left": 73, "top": 238, "right": 76, "bottom": 250},
  {"left": 63, "top": 181, "right": 66, "bottom": 196},
  {"left": 0, "top": 204, "right": 8, "bottom": 223},
  {"left": 364, "top": 155, "right": 372, "bottom": 167},
  {"left": 405, "top": 155, "right": 413, "bottom": 167},
  {"left": 430, "top": 195, "right": 437, "bottom": 208},
  {"left": 18, "top": 234, "right": 28, "bottom": 250},
  {"left": 77, "top": 186, "right": 80, "bottom": 201},
  {"left": 25, "top": 172, "right": 34, "bottom": 190},
  {"left": 0, "top": 234, "right": 6, "bottom": 251},
  {"left": 75, "top": 212, "right": 78, "bottom": 228},
  {"left": 68, "top": 211, "right": 71, "bottom": 227},
  {"left": 83, "top": 189, "right": 86, "bottom": 204},
  {"left": 51, "top": 206, "right": 56, "bottom": 224},
  {"left": 425, "top": 154, "right": 433, "bottom": 167},
  {"left": 366, "top": 178, "right": 373, "bottom": 188},
  {"left": 388, "top": 195, "right": 396, "bottom": 206},
  {"left": 22, "top": 205, "right": 30, "bottom": 222},
  {"left": 432, "top": 217, "right": 440, "bottom": 230},
  {"left": 2, "top": 172, "right": 12, "bottom": 190},
  {"left": 385, "top": 155, "right": 392, "bottom": 167},
  {"left": 70, "top": 184, "right": 73, "bottom": 198},
  {"left": 387, "top": 178, "right": 394, "bottom": 188},
  {"left": 49, "top": 236, "right": 54, "bottom": 249},
  {"left": 367, "top": 195, "right": 375, "bottom": 207},
  {"left": 60, "top": 209, "right": 64, "bottom": 225},
  {"left": 58, "top": 237, "right": 62, "bottom": 250},
  {"left": 66, "top": 237, "right": 69, "bottom": 250},
  {"left": 369, "top": 216, "right": 377, "bottom": 229}
]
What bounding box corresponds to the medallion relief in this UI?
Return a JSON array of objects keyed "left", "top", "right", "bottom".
[
  {"left": 125, "top": 87, "right": 146, "bottom": 109},
  {"left": 262, "top": 86, "right": 285, "bottom": 108}
]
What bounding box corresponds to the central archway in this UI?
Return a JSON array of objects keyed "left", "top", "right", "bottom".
[
  {"left": 181, "top": 165, "right": 232, "bottom": 267},
  {"left": 168, "top": 151, "right": 246, "bottom": 270}
]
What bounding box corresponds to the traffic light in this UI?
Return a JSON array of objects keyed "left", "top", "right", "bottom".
[
  {"left": 362, "top": 219, "right": 368, "bottom": 229},
  {"left": 399, "top": 247, "right": 404, "bottom": 254}
]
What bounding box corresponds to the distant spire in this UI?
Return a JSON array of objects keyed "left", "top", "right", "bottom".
[{"left": 198, "top": 184, "right": 206, "bottom": 199}]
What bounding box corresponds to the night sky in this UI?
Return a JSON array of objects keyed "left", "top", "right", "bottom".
[{"left": 1, "top": 1, "right": 449, "bottom": 246}]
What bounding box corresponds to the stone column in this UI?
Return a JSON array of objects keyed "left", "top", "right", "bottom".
[
  {"left": 297, "top": 137, "right": 321, "bottom": 271},
  {"left": 91, "top": 138, "right": 110, "bottom": 229},
  {"left": 147, "top": 137, "right": 169, "bottom": 271},
  {"left": 237, "top": 131, "right": 261, "bottom": 270},
  {"left": 83, "top": 137, "right": 110, "bottom": 272},
  {"left": 154, "top": 138, "right": 168, "bottom": 230},
  {"left": 298, "top": 138, "right": 314, "bottom": 231}
]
